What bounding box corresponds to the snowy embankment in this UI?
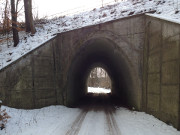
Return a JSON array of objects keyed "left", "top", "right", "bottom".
[
  {"left": 1, "top": 0, "right": 180, "bottom": 70},
  {"left": 1, "top": 105, "right": 180, "bottom": 135}
]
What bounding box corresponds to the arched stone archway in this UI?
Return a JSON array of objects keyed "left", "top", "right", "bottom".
[{"left": 66, "top": 37, "right": 141, "bottom": 109}]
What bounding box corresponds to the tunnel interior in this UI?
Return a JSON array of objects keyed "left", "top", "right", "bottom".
[{"left": 66, "top": 38, "right": 135, "bottom": 107}]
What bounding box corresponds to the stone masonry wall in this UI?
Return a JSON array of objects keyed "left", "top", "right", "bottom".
[
  {"left": 143, "top": 15, "right": 180, "bottom": 129},
  {"left": 0, "top": 37, "right": 63, "bottom": 108}
]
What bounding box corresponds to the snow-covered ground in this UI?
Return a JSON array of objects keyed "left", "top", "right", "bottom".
[
  {"left": 1, "top": 104, "right": 180, "bottom": 135},
  {"left": 1, "top": 0, "right": 180, "bottom": 70},
  {"left": 1, "top": 87, "right": 180, "bottom": 134},
  {"left": 88, "top": 87, "right": 111, "bottom": 93},
  {"left": 1, "top": 105, "right": 81, "bottom": 135}
]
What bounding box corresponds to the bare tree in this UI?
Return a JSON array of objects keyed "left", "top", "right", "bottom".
[
  {"left": 11, "top": 0, "right": 19, "bottom": 47},
  {"left": 3, "top": 0, "right": 8, "bottom": 33},
  {"left": 24, "top": 0, "right": 36, "bottom": 34},
  {"left": 101, "top": 0, "right": 104, "bottom": 7},
  {"left": 1, "top": 0, "right": 11, "bottom": 34}
]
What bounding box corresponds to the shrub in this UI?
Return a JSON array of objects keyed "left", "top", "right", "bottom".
[{"left": 0, "top": 101, "right": 11, "bottom": 130}]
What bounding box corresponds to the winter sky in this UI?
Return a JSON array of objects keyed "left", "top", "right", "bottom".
[
  {"left": 0, "top": 0, "right": 122, "bottom": 22},
  {"left": 33, "top": 0, "right": 117, "bottom": 18}
]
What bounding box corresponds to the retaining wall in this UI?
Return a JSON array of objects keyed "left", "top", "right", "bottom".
[{"left": 143, "top": 15, "right": 180, "bottom": 129}]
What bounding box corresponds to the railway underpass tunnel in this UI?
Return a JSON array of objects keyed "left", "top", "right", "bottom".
[{"left": 66, "top": 38, "right": 139, "bottom": 108}]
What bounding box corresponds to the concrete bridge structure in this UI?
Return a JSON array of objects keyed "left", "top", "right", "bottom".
[{"left": 0, "top": 14, "right": 180, "bottom": 129}]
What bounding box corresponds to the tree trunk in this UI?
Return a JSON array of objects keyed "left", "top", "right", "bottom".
[
  {"left": 11, "top": 0, "right": 19, "bottom": 47},
  {"left": 3, "top": 0, "right": 10, "bottom": 34},
  {"left": 3, "top": 0, "right": 8, "bottom": 33},
  {"left": 24, "top": 0, "right": 36, "bottom": 34}
]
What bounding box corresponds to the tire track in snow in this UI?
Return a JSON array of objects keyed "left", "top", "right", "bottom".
[
  {"left": 65, "top": 110, "right": 88, "bottom": 135},
  {"left": 105, "top": 107, "right": 121, "bottom": 135}
]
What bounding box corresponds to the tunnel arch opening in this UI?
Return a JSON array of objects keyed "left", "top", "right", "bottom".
[
  {"left": 66, "top": 37, "right": 138, "bottom": 108},
  {"left": 87, "top": 66, "right": 111, "bottom": 94}
]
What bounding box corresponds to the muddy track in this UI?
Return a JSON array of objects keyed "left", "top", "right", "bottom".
[{"left": 65, "top": 110, "right": 88, "bottom": 135}]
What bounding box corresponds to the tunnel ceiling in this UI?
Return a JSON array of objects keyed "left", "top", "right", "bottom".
[{"left": 66, "top": 38, "right": 134, "bottom": 107}]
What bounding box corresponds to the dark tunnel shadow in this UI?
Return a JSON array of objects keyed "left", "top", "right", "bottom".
[
  {"left": 66, "top": 37, "right": 135, "bottom": 109},
  {"left": 77, "top": 93, "right": 132, "bottom": 112}
]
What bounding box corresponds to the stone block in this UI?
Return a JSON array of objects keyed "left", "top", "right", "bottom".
[
  {"left": 162, "top": 35, "right": 179, "bottom": 61},
  {"left": 56, "top": 89, "right": 64, "bottom": 104},
  {"left": 34, "top": 77, "right": 55, "bottom": 90},
  {"left": 113, "top": 19, "right": 130, "bottom": 35},
  {"left": 33, "top": 41, "right": 53, "bottom": 57},
  {"left": 161, "top": 85, "right": 179, "bottom": 116},
  {"left": 162, "top": 61, "right": 179, "bottom": 84},
  {"left": 117, "top": 35, "right": 132, "bottom": 54},
  {"left": 34, "top": 57, "right": 54, "bottom": 77},
  {"left": 0, "top": 87, "right": 6, "bottom": 101},
  {"left": 35, "top": 98, "right": 56, "bottom": 108},
  {"left": 7, "top": 90, "right": 34, "bottom": 108},
  {"left": 53, "top": 39, "right": 61, "bottom": 59},
  {"left": 34, "top": 56, "right": 54, "bottom": 67},
  {"left": 77, "top": 25, "right": 99, "bottom": 40},
  {"left": 0, "top": 72, "right": 6, "bottom": 87},
  {"left": 54, "top": 58, "right": 61, "bottom": 72},
  {"left": 147, "top": 18, "right": 162, "bottom": 51},
  {"left": 99, "top": 22, "right": 114, "bottom": 31},
  {"left": 4, "top": 64, "right": 32, "bottom": 89},
  {"left": 14, "top": 77, "right": 33, "bottom": 91},
  {"left": 149, "top": 33, "right": 161, "bottom": 52},
  {"left": 130, "top": 16, "right": 145, "bottom": 34},
  {"left": 131, "top": 33, "right": 144, "bottom": 51},
  {"left": 147, "top": 94, "right": 160, "bottom": 111},
  {"left": 162, "top": 22, "right": 180, "bottom": 39},
  {"left": 148, "top": 54, "right": 160, "bottom": 73},
  {"left": 147, "top": 74, "right": 160, "bottom": 94},
  {"left": 149, "top": 18, "right": 162, "bottom": 34},
  {"left": 35, "top": 90, "right": 56, "bottom": 100}
]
